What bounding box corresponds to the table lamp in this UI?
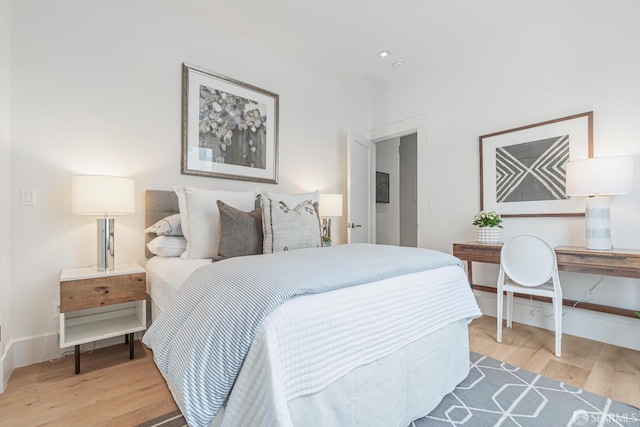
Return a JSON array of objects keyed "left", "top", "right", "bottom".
[
  {"left": 565, "top": 156, "right": 633, "bottom": 251},
  {"left": 72, "top": 175, "right": 135, "bottom": 271},
  {"left": 319, "top": 193, "right": 343, "bottom": 244}
]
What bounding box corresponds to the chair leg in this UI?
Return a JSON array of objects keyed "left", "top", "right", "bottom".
[
  {"left": 553, "top": 296, "right": 562, "bottom": 357},
  {"left": 497, "top": 289, "right": 503, "bottom": 343},
  {"left": 506, "top": 291, "right": 514, "bottom": 328}
]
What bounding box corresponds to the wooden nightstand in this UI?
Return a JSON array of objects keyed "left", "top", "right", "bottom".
[{"left": 59, "top": 264, "right": 147, "bottom": 374}]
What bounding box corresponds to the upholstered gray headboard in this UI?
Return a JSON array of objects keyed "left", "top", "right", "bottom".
[{"left": 145, "top": 190, "right": 179, "bottom": 258}]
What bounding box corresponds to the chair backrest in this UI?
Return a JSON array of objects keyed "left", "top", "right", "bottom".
[{"left": 500, "top": 234, "right": 558, "bottom": 287}]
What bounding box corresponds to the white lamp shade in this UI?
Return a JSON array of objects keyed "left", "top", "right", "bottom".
[
  {"left": 319, "top": 193, "right": 343, "bottom": 217},
  {"left": 72, "top": 175, "right": 135, "bottom": 215},
  {"left": 565, "top": 156, "right": 634, "bottom": 196}
]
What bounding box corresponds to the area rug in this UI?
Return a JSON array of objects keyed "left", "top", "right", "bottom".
[{"left": 138, "top": 352, "right": 639, "bottom": 427}]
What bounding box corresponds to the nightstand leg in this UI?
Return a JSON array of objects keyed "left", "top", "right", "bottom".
[
  {"left": 129, "top": 333, "right": 134, "bottom": 359},
  {"left": 75, "top": 345, "right": 80, "bottom": 374}
]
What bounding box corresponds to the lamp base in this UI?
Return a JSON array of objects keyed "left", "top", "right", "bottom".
[
  {"left": 97, "top": 217, "right": 115, "bottom": 271},
  {"left": 322, "top": 217, "right": 332, "bottom": 243},
  {"left": 584, "top": 196, "right": 611, "bottom": 251}
]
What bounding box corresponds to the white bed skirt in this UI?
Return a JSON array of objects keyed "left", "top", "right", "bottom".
[
  {"left": 286, "top": 318, "right": 469, "bottom": 427},
  {"left": 162, "top": 318, "right": 470, "bottom": 427}
]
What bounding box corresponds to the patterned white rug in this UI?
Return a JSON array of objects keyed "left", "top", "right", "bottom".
[{"left": 415, "top": 352, "right": 639, "bottom": 426}]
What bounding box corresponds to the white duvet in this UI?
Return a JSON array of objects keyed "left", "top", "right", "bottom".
[{"left": 222, "top": 264, "right": 480, "bottom": 426}]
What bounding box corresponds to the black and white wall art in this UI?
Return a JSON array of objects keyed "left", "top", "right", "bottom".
[
  {"left": 480, "top": 112, "right": 593, "bottom": 217},
  {"left": 181, "top": 63, "right": 279, "bottom": 183},
  {"left": 376, "top": 172, "right": 390, "bottom": 203}
]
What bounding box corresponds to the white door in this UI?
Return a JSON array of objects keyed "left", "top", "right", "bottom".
[{"left": 347, "top": 132, "right": 375, "bottom": 243}]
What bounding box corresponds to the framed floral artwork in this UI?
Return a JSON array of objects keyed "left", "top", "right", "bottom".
[
  {"left": 181, "top": 63, "right": 279, "bottom": 183},
  {"left": 479, "top": 112, "right": 593, "bottom": 217}
]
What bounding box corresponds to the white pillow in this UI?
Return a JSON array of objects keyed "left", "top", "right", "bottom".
[
  {"left": 144, "top": 213, "right": 182, "bottom": 236},
  {"left": 175, "top": 186, "right": 258, "bottom": 259},
  {"left": 146, "top": 236, "right": 187, "bottom": 257},
  {"left": 261, "top": 196, "right": 322, "bottom": 253},
  {"left": 174, "top": 185, "right": 190, "bottom": 243},
  {"left": 261, "top": 190, "right": 319, "bottom": 207}
]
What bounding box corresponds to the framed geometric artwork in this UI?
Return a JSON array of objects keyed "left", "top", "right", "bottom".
[
  {"left": 181, "top": 63, "right": 279, "bottom": 183},
  {"left": 479, "top": 111, "right": 593, "bottom": 217}
]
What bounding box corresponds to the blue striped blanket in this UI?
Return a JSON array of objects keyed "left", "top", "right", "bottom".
[{"left": 142, "top": 244, "right": 465, "bottom": 427}]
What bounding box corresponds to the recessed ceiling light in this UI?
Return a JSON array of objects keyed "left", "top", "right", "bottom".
[
  {"left": 392, "top": 60, "right": 405, "bottom": 68},
  {"left": 378, "top": 50, "right": 390, "bottom": 58}
]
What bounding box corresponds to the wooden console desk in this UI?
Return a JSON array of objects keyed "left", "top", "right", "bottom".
[{"left": 452, "top": 242, "right": 640, "bottom": 319}]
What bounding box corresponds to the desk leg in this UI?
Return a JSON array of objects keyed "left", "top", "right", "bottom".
[
  {"left": 466, "top": 260, "right": 473, "bottom": 287},
  {"left": 74, "top": 345, "right": 80, "bottom": 374},
  {"left": 129, "top": 333, "right": 134, "bottom": 359}
]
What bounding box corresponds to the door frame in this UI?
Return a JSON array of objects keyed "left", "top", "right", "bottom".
[{"left": 370, "top": 114, "right": 428, "bottom": 247}]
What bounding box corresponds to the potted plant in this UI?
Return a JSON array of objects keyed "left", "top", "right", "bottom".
[{"left": 472, "top": 210, "right": 503, "bottom": 243}]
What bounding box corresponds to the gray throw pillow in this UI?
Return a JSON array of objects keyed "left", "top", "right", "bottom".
[
  {"left": 261, "top": 196, "right": 321, "bottom": 253},
  {"left": 216, "top": 200, "right": 263, "bottom": 260}
]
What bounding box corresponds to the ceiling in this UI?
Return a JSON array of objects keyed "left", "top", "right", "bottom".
[
  {"left": 188, "top": 0, "right": 504, "bottom": 86},
  {"left": 185, "top": 1, "right": 635, "bottom": 92}
]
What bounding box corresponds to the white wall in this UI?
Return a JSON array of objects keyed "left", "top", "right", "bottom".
[
  {"left": 372, "top": 1, "right": 640, "bottom": 349},
  {"left": 0, "top": 0, "right": 12, "bottom": 390},
  {"left": 7, "top": 0, "right": 373, "bottom": 369},
  {"left": 375, "top": 137, "right": 400, "bottom": 244}
]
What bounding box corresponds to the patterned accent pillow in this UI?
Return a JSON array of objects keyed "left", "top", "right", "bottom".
[
  {"left": 261, "top": 196, "right": 322, "bottom": 253},
  {"left": 144, "top": 213, "right": 183, "bottom": 236},
  {"left": 216, "top": 201, "right": 263, "bottom": 260},
  {"left": 255, "top": 190, "right": 319, "bottom": 209}
]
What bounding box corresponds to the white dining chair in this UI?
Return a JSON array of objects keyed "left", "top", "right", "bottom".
[{"left": 497, "top": 233, "right": 563, "bottom": 357}]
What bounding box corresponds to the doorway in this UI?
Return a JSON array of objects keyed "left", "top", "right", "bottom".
[
  {"left": 369, "top": 113, "right": 428, "bottom": 247},
  {"left": 375, "top": 134, "right": 418, "bottom": 247}
]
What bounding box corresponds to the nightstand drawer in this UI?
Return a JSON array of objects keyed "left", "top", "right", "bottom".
[{"left": 60, "top": 272, "right": 145, "bottom": 312}]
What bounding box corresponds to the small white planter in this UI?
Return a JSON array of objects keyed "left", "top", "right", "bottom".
[{"left": 477, "top": 227, "right": 500, "bottom": 244}]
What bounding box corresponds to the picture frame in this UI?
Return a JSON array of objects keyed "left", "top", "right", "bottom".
[
  {"left": 181, "top": 63, "right": 279, "bottom": 183},
  {"left": 479, "top": 111, "right": 593, "bottom": 217},
  {"left": 376, "top": 172, "right": 390, "bottom": 203}
]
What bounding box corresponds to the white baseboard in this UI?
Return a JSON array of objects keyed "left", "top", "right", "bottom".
[
  {"left": 0, "top": 341, "right": 14, "bottom": 393},
  {"left": 12, "top": 332, "right": 61, "bottom": 368},
  {"left": 475, "top": 290, "right": 640, "bottom": 351},
  {"left": 0, "top": 331, "right": 145, "bottom": 393}
]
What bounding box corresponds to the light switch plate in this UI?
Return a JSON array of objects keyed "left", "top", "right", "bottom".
[{"left": 21, "top": 189, "right": 37, "bottom": 205}]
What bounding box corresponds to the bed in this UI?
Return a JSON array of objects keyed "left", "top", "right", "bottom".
[{"left": 142, "top": 189, "right": 482, "bottom": 427}]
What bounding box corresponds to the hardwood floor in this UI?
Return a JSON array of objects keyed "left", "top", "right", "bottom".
[
  {"left": 0, "top": 315, "right": 638, "bottom": 426},
  {"left": 469, "top": 315, "right": 640, "bottom": 408},
  {"left": 0, "top": 341, "right": 179, "bottom": 427}
]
